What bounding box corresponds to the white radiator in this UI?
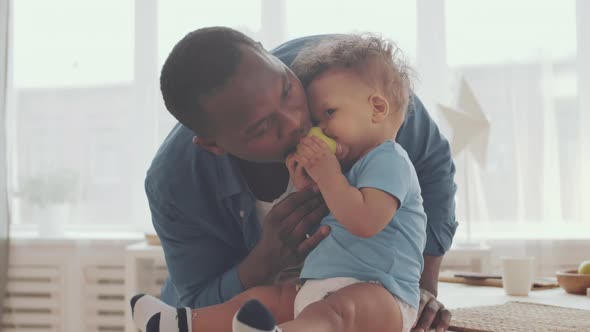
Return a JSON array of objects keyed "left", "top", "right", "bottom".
[
  {"left": 83, "top": 262, "right": 168, "bottom": 332},
  {"left": 1, "top": 239, "right": 141, "bottom": 332},
  {"left": 2, "top": 238, "right": 588, "bottom": 331},
  {"left": 124, "top": 245, "right": 167, "bottom": 332},
  {"left": 2, "top": 265, "right": 63, "bottom": 332},
  {"left": 83, "top": 265, "right": 126, "bottom": 332}
]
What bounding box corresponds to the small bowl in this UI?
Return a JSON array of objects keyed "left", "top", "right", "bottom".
[{"left": 556, "top": 270, "right": 590, "bottom": 295}]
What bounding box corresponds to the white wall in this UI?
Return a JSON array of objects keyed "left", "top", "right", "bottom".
[{"left": 0, "top": 0, "right": 11, "bottom": 316}]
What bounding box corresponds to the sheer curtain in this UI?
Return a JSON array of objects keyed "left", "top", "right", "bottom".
[
  {"left": 7, "top": 0, "right": 149, "bottom": 236},
  {"left": 5, "top": 0, "right": 590, "bottom": 262},
  {"left": 436, "top": 0, "right": 590, "bottom": 275},
  {"left": 1, "top": 0, "right": 10, "bottom": 316},
  {"left": 443, "top": 0, "right": 590, "bottom": 240}
]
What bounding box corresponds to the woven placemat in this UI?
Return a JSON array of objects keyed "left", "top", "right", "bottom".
[{"left": 449, "top": 301, "right": 590, "bottom": 332}]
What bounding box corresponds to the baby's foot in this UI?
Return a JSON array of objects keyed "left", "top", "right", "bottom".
[
  {"left": 130, "top": 294, "right": 192, "bottom": 332},
  {"left": 232, "top": 299, "right": 281, "bottom": 332}
]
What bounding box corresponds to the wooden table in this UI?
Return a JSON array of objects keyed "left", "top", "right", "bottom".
[
  {"left": 438, "top": 281, "right": 590, "bottom": 311},
  {"left": 437, "top": 281, "right": 589, "bottom": 331}
]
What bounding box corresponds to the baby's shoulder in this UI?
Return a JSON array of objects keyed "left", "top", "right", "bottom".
[{"left": 364, "top": 140, "right": 412, "bottom": 167}]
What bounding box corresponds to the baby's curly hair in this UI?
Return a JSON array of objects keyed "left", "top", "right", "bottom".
[{"left": 292, "top": 34, "right": 412, "bottom": 114}]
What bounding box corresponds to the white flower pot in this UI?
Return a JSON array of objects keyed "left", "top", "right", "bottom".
[{"left": 37, "top": 203, "right": 70, "bottom": 238}]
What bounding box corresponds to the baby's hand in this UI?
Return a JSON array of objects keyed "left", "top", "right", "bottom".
[
  {"left": 286, "top": 153, "right": 317, "bottom": 191},
  {"left": 295, "top": 136, "right": 341, "bottom": 185}
]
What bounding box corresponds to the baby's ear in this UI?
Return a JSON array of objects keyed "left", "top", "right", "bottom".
[{"left": 369, "top": 94, "right": 390, "bottom": 123}]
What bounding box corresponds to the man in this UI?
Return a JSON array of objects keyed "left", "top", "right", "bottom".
[{"left": 147, "top": 27, "right": 457, "bottom": 331}]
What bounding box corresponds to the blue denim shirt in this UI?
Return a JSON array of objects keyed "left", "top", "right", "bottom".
[{"left": 146, "top": 35, "right": 458, "bottom": 308}]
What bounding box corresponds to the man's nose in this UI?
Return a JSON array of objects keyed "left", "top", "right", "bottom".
[{"left": 280, "top": 109, "right": 308, "bottom": 139}]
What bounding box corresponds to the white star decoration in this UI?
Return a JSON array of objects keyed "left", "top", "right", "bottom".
[{"left": 438, "top": 78, "right": 490, "bottom": 168}]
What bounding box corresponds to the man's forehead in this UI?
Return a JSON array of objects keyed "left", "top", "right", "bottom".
[
  {"left": 235, "top": 50, "right": 283, "bottom": 104},
  {"left": 204, "top": 47, "right": 284, "bottom": 131}
]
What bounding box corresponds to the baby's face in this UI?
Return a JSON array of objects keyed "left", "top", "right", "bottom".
[{"left": 305, "top": 68, "right": 381, "bottom": 164}]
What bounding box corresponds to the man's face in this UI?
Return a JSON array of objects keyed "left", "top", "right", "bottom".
[{"left": 200, "top": 46, "right": 312, "bottom": 162}]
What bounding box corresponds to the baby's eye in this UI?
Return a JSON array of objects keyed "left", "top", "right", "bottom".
[{"left": 325, "top": 108, "right": 336, "bottom": 117}]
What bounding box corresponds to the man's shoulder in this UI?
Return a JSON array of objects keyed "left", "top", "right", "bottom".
[{"left": 145, "top": 123, "right": 217, "bottom": 195}]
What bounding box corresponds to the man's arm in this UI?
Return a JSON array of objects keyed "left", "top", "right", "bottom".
[
  {"left": 147, "top": 169, "right": 329, "bottom": 308},
  {"left": 146, "top": 179, "right": 244, "bottom": 308},
  {"left": 397, "top": 95, "right": 458, "bottom": 263},
  {"left": 421, "top": 255, "right": 443, "bottom": 296},
  {"left": 397, "top": 95, "right": 457, "bottom": 331},
  {"left": 238, "top": 189, "right": 330, "bottom": 289}
]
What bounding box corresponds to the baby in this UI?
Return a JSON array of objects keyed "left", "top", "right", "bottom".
[
  {"left": 131, "top": 34, "right": 426, "bottom": 332},
  {"left": 283, "top": 33, "right": 426, "bottom": 332}
]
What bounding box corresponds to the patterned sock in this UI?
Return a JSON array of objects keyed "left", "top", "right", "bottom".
[
  {"left": 232, "top": 299, "right": 281, "bottom": 332},
  {"left": 130, "top": 294, "right": 192, "bottom": 332}
]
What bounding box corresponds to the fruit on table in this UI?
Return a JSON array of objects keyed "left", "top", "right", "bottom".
[
  {"left": 306, "top": 127, "right": 337, "bottom": 154},
  {"left": 578, "top": 260, "right": 590, "bottom": 275}
]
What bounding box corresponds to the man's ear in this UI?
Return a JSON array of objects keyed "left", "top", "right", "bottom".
[
  {"left": 192, "top": 136, "right": 226, "bottom": 155},
  {"left": 369, "top": 94, "right": 390, "bottom": 123}
]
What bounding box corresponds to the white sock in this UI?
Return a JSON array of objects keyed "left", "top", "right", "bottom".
[
  {"left": 130, "top": 294, "right": 174, "bottom": 330},
  {"left": 145, "top": 308, "right": 193, "bottom": 332},
  {"left": 232, "top": 299, "right": 281, "bottom": 332},
  {"left": 130, "top": 294, "right": 192, "bottom": 332}
]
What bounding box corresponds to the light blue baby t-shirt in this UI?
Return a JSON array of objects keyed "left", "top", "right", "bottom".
[{"left": 300, "top": 140, "right": 427, "bottom": 309}]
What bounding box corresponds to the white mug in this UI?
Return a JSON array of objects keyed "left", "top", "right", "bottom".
[{"left": 501, "top": 257, "right": 534, "bottom": 296}]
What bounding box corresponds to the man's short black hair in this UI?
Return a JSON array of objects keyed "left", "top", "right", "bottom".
[{"left": 160, "top": 26, "right": 262, "bottom": 137}]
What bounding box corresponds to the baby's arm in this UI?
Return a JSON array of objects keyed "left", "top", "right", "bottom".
[
  {"left": 322, "top": 179, "right": 398, "bottom": 238},
  {"left": 295, "top": 136, "right": 399, "bottom": 238}
]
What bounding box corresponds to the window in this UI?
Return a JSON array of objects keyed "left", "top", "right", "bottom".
[
  {"left": 286, "top": 0, "right": 416, "bottom": 61},
  {"left": 9, "top": 0, "right": 145, "bottom": 231},
  {"left": 158, "top": 0, "right": 262, "bottom": 67},
  {"left": 7, "top": 0, "right": 589, "bottom": 240},
  {"left": 13, "top": 0, "right": 134, "bottom": 87},
  {"left": 444, "top": 0, "right": 589, "bottom": 239},
  {"left": 446, "top": 0, "right": 576, "bottom": 66}
]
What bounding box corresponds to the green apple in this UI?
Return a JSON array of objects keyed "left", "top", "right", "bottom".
[
  {"left": 578, "top": 260, "right": 590, "bottom": 275},
  {"left": 307, "top": 127, "right": 337, "bottom": 154}
]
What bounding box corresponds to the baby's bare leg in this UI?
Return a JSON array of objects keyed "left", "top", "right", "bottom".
[
  {"left": 279, "top": 282, "right": 402, "bottom": 332},
  {"left": 192, "top": 282, "right": 297, "bottom": 331}
]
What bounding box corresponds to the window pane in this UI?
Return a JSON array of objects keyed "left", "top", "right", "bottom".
[
  {"left": 10, "top": 0, "right": 141, "bottom": 232},
  {"left": 13, "top": 0, "right": 134, "bottom": 87},
  {"left": 286, "top": 0, "right": 416, "bottom": 61},
  {"left": 158, "top": 0, "right": 262, "bottom": 69},
  {"left": 446, "top": 0, "right": 576, "bottom": 66},
  {"left": 444, "top": 0, "right": 585, "bottom": 238}
]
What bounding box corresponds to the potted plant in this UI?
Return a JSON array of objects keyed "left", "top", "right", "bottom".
[{"left": 20, "top": 169, "right": 78, "bottom": 237}]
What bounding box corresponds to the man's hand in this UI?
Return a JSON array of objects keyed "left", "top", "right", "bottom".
[
  {"left": 239, "top": 189, "right": 330, "bottom": 289},
  {"left": 412, "top": 288, "right": 451, "bottom": 332}
]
